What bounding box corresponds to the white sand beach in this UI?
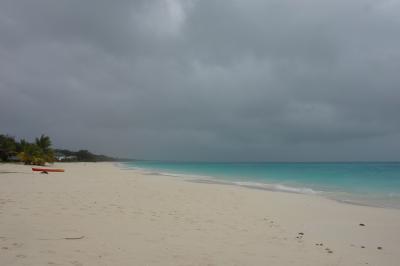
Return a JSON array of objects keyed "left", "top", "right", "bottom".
[{"left": 1, "top": 162, "right": 400, "bottom": 266}]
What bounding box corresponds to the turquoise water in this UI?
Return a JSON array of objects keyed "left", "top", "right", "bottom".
[{"left": 123, "top": 161, "right": 400, "bottom": 209}]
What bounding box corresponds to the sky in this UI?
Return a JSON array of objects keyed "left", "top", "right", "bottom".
[{"left": 1, "top": 0, "right": 400, "bottom": 161}]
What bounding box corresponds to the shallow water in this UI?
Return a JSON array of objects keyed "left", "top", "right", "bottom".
[{"left": 123, "top": 161, "right": 400, "bottom": 209}]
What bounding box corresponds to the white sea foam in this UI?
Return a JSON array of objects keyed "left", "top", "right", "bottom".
[
  {"left": 120, "top": 163, "right": 400, "bottom": 209},
  {"left": 124, "top": 166, "right": 214, "bottom": 180},
  {"left": 233, "top": 181, "right": 319, "bottom": 195},
  {"left": 122, "top": 165, "right": 320, "bottom": 195}
]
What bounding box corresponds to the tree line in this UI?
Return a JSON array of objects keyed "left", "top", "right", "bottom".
[
  {"left": 0, "top": 134, "right": 54, "bottom": 165},
  {"left": 0, "top": 134, "right": 118, "bottom": 164}
]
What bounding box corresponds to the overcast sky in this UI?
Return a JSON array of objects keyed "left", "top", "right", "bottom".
[{"left": 1, "top": 0, "right": 400, "bottom": 161}]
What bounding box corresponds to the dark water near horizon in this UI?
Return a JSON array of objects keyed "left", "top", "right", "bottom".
[{"left": 123, "top": 161, "right": 400, "bottom": 209}]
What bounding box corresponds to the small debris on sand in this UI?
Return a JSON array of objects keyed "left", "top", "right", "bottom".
[
  {"left": 64, "top": 236, "right": 85, "bottom": 240},
  {"left": 359, "top": 223, "right": 366, "bottom": 226}
]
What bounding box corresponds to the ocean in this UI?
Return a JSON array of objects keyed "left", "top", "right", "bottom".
[{"left": 123, "top": 161, "right": 400, "bottom": 209}]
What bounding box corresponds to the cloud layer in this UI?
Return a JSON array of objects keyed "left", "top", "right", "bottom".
[{"left": 1, "top": 0, "right": 400, "bottom": 161}]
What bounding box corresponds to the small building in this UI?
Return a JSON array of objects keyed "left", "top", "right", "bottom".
[
  {"left": 54, "top": 153, "right": 77, "bottom": 161},
  {"left": 54, "top": 153, "right": 66, "bottom": 161},
  {"left": 65, "top": 155, "right": 77, "bottom": 161},
  {"left": 8, "top": 155, "right": 21, "bottom": 162}
]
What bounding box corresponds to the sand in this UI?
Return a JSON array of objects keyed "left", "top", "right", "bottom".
[{"left": 1, "top": 162, "right": 400, "bottom": 266}]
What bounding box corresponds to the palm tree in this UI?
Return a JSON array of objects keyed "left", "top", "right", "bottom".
[
  {"left": 15, "top": 134, "right": 53, "bottom": 165},
  {"left": 35, "top": 134, "right": 52, "bottom": 152},
  {"left": 36, "top": 134, "right": 54, "bottom": 162},
  {"left": 18, "top": 143, "right": 45, "bottom": 165}
]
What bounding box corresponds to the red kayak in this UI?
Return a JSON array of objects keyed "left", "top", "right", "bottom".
[{"left": 32, "top": 168, "right": 65, "bottom": 173}]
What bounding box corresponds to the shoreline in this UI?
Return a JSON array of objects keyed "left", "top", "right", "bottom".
[
  {"left": 121, "top": 163, "right": 400, "bottom": 210},
  {"left": 1, "top": 162, "right": 400, "bottom": 265}
]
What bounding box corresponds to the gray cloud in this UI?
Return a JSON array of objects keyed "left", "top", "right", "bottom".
[{"left": 1, "top": 0, "right": 400, "bottom": 161}]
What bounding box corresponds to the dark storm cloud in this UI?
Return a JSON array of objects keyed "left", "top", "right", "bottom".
[{"left": 1, "top": 0, "right": 400, "bottom": 161}]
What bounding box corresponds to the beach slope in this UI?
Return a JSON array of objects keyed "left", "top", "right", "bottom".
[{"left": 1, "top": 162, "right": 400, "bottom": 265}]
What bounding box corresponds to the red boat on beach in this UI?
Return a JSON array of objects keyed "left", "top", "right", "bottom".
[{"left": 32, "top": 168, "right": 65, "bottom": 173}]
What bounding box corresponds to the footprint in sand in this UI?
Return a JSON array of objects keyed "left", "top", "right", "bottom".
[
  {"left": 40, "top": 250, "right": 56, "bottom": 254},
  {"left": 13, "top": 242, "right": 23, "bottom": 248},
  {"left": 325, "top": 248, "right": 333, "bottom": 254}
]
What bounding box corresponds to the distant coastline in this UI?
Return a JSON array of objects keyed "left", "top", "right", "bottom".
[{"left": 53, "top": 149, "right": 131, "bottom": 163}]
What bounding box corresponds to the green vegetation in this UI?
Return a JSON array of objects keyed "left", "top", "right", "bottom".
[
  {"left": 0, "top": 134, "right": 54, "bottom": 165},
  {"left": 1, "top": 133, "right": 119, "bottom": 164},
  {"left": 0, "top": 134, "right": 16, "bottom": 161}
]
